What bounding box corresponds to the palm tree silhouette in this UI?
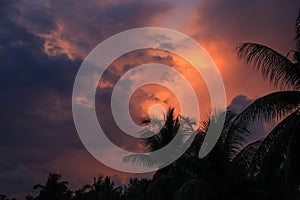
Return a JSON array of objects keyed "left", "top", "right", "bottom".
[
  {"left": 73, "top": 176, "right": 122, "bottom": 200},
  {"left": 123, "top": 107, "right": 197, "bottom": 170},
  {"left": 33, "top": 173, "right": 73, "bottom": 200},
  {"left": 234, "top": 10, "right": 300, "bottom": 199},
  {"left": 122, "top": 178, "right": 150, "bottom": 200},
  {"left": 123, "top": 107, "right": 254, "bottom": 199},
  {"left": 234, "top": 11, "right": 300, "bottom": 128}
]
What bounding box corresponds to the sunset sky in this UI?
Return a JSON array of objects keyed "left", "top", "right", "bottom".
[{"left": 1, "top": 0, "right": 299, "bottom": 198}]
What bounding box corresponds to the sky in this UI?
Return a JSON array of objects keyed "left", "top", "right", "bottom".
[{"left": 0, "top": 0, "right": 299, "bottom": 198}]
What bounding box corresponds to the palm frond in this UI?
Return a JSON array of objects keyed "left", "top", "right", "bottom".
[
  {"left": 197, "top": 111, "right": 239, "bottom": 177},
  {"left": 227, "top": 140, "right": 263, "bottom": 181},
  {"left": 236, "top": 42, "right": 300, "bottom": 89},
  {"left": 123, "top": 154, "right": 157, "bottom": 168},
  {"left": 284, "top": 110, "right": 300, "bottom": 192},
  {"left": 248, "top": 110, "right": 300, "bottom": 178},
  {"left": 142, "top": 108, "right": 180, "bottom": 151},
  {"left": 260, "top": 110, "right": 300, "bottom": 191},
  {"left": 198, "top": 113, "right": 211, "bottom": 134},
  {"left": 224, "top": 91, "right": 300, "bottom": 160},
  {"left": 205, "top": 111, "right": 239, "bottom": 161},
  {"left": 219, "top": 111, "right": 239, "bottom": 142},
  {"left": 222, "top": 113, "right": 251, "bottom": 161},
  {"left": 234, "top": 91, "right": 300, "bottom": 123},
  {"left": 123, "top": 107, "right": 197, "bottom": 168}
]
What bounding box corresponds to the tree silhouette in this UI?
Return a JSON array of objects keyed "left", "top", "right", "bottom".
[
  {"left": 123, "top": 107, "right": 197, "bottom": 170},
  {"left": 123, "top": 107, "right": 257, "bottom": 199},
  {"left": 122, "top": 178, "right": 150, "bottom": 200},
  {"left": 73, "top": 176, "right": 122, "bottom": 200},
  {"left": 33, "top": 173, "right": 73, "bottom": 200},
  {"left": 234, "top": 10, "right": 300, "bottom": 199}
]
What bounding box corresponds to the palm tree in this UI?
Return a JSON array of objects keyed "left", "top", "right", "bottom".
[
  {"left": 123, "top": 108, "right": 203, "bottom": 199},
  {"left": 123, "top": 107, "right": 252, "bottom": 199},
  {"left": 74, "top": 176, "right": 122, "bottom": 200},
  {"left": 233, "top": 10, "right": 300, "bottom": 199},
  {"left": 33, "top": 173, "right": 73, "bottom": 200},
  {"left": 123, "top": 107, "right": 197, "bottom": 171},
  {"left": 234, "top": 11, "right": 300, "bottom": 127},
  {"left": 122, "top": 178, "right": 150, "bottom": 200},
  {"left": 98, "top": 176, "right": 122, "bottom": 200}
]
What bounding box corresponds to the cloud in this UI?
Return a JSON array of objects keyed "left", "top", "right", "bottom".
[
  {"left": 5, "top": 0, "right": 174, "bottom": 59},
  {"left": 0, "top": 0, "right": 298, "bottom": 197},
  {"left": 227, "top": 95, "right": 253, "bottom": 113},
  {"left": 0, "top": 4, "right": 81, "bottom": 195},
  {"left": 0, "top": 165, "right": 36, "bottom": 196},
  {"left": 188, "top": 0, "right": 300, "bottom": 105}
]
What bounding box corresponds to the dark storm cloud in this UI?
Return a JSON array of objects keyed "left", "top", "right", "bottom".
[
  {"left": 2, "top": 0, "right": 58, "bottom": 34},
  {"left": 0, "top": 165, "right": 36, "bottom": 194},
  {"left": 0, "top": 0, "right": 175, "bottom": 196},
  {"left": 0, "top": 5, "right": 81, "bottom": 195},
  {"left": 101, "top": 1, "right": 172, "bottom": 24},
  {"left": 40, "top": 0, "right": 174, "bottom": 56}
]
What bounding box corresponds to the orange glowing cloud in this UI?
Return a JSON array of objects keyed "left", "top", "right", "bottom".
[
  {"left": 97, "top": 48, "right": 212, "bottom": 125},
  {"left": 129, "top": 83, "right": 182, "bottom": 124}
]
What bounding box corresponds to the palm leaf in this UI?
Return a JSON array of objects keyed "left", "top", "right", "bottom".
[
  {"left": 227, "top": 140, "right": 262, "bottom": 181},
  {"left": 142, "top": 108, "right": 180, "bottom": 151},
  {"left": 123, "top": 153, "right": 157, "bottom": 167},
  {"left": 222, "top": 112, "right": 251, "bottom": 161},
  {"left": 204, "top": 111, "right": 238, "bottom": 159},
  {"left": 224, "top": 91, "right": 300, "bottom": 160},
  {"left": 284, "top": 110, "right": 300, "bottom": 193},
  {"left": 123, "top": 108, "right": 197, "bottom": 168},
  {"left": 198, "top": 111, "right": 240, "bottom": 178},
  {"left": 234, "top": 91, "right": 300, "bottom": 123},
  {"left": 236, "top": 42, "right": 300, "bottom": 89},
  {"left": 248, "top": 110, "right": 300, "bottom": 179},
  {"left": 260, "top": 110, "right": 300, "bottom": 192}
]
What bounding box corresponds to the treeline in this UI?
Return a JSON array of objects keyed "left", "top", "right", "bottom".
[{"left": 1, "top": 173, "right": 151, "bottom": 200}]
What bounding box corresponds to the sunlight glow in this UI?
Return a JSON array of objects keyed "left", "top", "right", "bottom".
[{"left": 148, "top": 104, "right": 166, "bottom": 120}]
